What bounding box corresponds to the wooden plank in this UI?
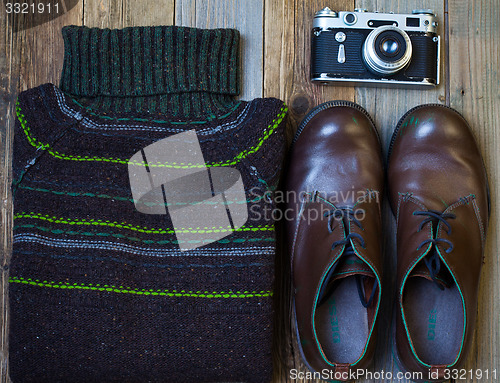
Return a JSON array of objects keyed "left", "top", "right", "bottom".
[
  {"left": 83, "top": 0, "right": 174, "bottom": 28},
  {"left": 121, "top": 1, "right": 174, "bottom": 26},
  {"left": 448, "top": 1, "right": 500, "bottom": 379},
  {"left": 18, "top": 3, "right": 84, "bottom": 90},
  {"left": 1, "top": 2, "right": 84, "bottom": 381},
  {"left": 264, "top": 2, "right": 355, "bottom": 382},
  {"left": 263, "top": 0, "right": 294, "bottom": 102},
  {"left": 0, "top": 8, "right": 23, "bottom": 382},
  {"left": 264, "top": 0, "right": 355, "bottom": 136},
  {"left": 83, "top": 0, "right": 124, "bottom": 27},
  {"left": 175, "top": 0, "right": 264, "bottom": 100},
  {"left": 261, "top": 6, "right": 295, "bottom": 377}
]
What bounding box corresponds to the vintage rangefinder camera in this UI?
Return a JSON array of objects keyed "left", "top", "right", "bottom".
[{"left": 311, "top": 8, "right": 440, "bottom": 87}]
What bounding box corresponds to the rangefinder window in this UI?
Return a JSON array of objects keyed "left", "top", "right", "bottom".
[{"left": 406, "top": 17, "right": 420, "bottom": 27}]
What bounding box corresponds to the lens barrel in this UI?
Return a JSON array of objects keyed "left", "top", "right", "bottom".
[{"left": 362, "top": 26, "right": 412, "bottom": 75}]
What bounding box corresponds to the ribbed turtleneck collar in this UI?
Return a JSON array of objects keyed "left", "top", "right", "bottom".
[{"left": 59, "top": 25, "right": 241, "bottom": 118}]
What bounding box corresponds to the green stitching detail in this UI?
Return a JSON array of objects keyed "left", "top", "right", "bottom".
[
  {"left": 436, "top": 246, "right": 467, "bottom": 368},
  {"left": 399, "top": 244, "right": 434, "bottom": 368},
  {"left": 9, "top": 277, "right": 272, "bottom": 298},
  {"left": 68, "top": 91, "right": 243, "bottom": 124},
  {"left": 16, "top": 101, "right": 287, "bottom": 168},
  {"left": 14, "top": 212, "right": 273, "bottom": 235},
  {"left": 17, "top": 185, "right": 269, "bottom": 206},
  {"left": 13, "top": 223, "right": 275, "bottom": 244}
]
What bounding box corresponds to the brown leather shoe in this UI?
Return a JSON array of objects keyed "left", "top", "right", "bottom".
[
  {"left": 388, "top": 104, "right": 490, "bottom": 381},
  {"left": 285, "top": 101, "right": 384, "bottom": 380}
]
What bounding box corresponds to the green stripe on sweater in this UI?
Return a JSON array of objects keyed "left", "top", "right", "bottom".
[
  {"left": 13, "top": 223, "right": 275, "bottom": 244},
  {"left": 14, "top": 212, "right": 273, "bottom": 235},
  {"left": 16, "top": 101, "right": 287, "bottom": 168},
  {"left": 9, "top": 277, "right": 273, "bottom": 298},
  {"left": 17, "top": 184, "right": 269, "bottom": 205}
]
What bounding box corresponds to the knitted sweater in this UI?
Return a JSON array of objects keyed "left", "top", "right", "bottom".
[{"left": 10, "top": 25, "right": 287, "bottom": 383}]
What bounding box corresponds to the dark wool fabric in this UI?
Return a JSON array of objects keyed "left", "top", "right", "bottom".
[{"left": 10, "top": 25, "right": 287, "bottom": 383}]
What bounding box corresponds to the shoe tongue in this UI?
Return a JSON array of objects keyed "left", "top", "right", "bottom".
[
  {"left": 330, "top": 252, "right": 374, "bottom": 282},
  {"left": 317, "top": 248, "right": 374, "bottom": 301},
  {"left": 409, "top": 251, "right": 453, "bottom": 289}
]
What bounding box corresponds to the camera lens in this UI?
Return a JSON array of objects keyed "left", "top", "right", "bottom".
[
  {"left": 374, "top": 30, "right": 408, "bottom": 62},
  {"left": 381, "top": 38, "right": 400, "bottom": 56},
  {"left": 362, "top": 26, "right": 412, "bottom": 75}
]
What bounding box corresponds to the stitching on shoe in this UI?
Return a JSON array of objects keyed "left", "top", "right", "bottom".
[
  {"left": 311, "top": 222, "right": 346, "bottom": 367},
  {"left": 398, "top": 197, "right": 433, "bottom": 293},
  {"left": 471, "top": 197, "right": 486, "bottom": 244},
  {"left": 291, "top": 196, "right": 311, "bottom": 272}
]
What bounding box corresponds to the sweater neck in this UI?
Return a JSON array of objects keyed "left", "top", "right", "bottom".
[{"left": 60, "top": 25, "right": 240, "bottom": 118}]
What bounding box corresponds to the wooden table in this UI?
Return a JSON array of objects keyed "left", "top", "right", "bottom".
[{"left": 1, "top": 1, "right": 498, "bottom": 382}]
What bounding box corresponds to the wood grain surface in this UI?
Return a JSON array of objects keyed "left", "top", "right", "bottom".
[
  {"left": 176, "top": 0, "right": 264, "bottom": 100},
  {"left": 83, "top": 0, "right": 174, "bottom": 28},
  {"left": 0, "top": 0, "right": 498, "bottom": 381},
  {"left": 264, "top": 0, "right": 355, "bottom": 133},
  {"left": 447, "top": 1, "right": 500, "bottom": 380}
]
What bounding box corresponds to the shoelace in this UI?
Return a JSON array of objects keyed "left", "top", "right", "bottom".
[
  {"left": 414, "top": 210, "right": 456, "bottom": 290},
  {"left": 318, "top": 207, "right": 378, "bottom": 308}
]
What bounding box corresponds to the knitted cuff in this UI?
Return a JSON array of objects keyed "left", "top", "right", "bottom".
[{"left": 60, "top": 25, "right": 240, "bottom": 98}]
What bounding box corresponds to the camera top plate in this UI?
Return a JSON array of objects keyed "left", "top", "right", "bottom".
[{"left": 313, "top": 8, "right": 438, "bottom": 34}]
